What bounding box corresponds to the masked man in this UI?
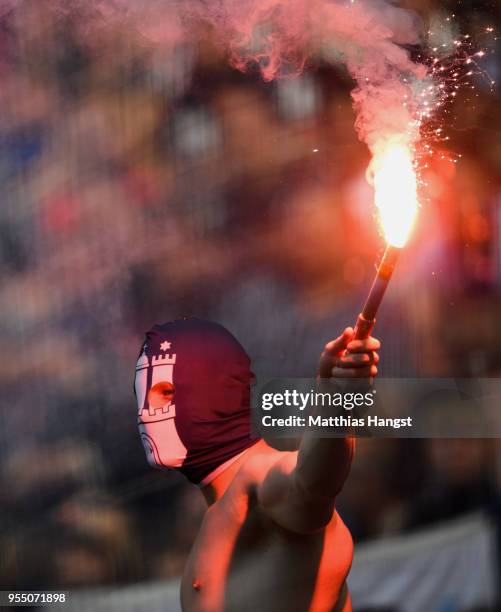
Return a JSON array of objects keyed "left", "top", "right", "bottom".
[{"left": 134, "top": 318, "right": 379, "bottom": 612}]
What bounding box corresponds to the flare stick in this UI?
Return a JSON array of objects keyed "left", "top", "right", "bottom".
[{"left": 352, "top": 245, "right": 401, "bottom": 340}]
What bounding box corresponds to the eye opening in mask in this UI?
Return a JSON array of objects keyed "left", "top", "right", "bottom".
[{"left": 148, "top": 381, "right": 175, "bottom": 409}]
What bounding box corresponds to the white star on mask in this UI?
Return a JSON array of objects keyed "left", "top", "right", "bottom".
[{"left": 160, "top": 341, "right": 172, "bottom": 352}]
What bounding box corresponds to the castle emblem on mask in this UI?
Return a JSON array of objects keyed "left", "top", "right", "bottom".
[{"left": 135, "top": 341, "right": 178, "bottom": 424}]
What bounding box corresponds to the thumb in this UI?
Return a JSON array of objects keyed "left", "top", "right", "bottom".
[
  {"left": 318, "top": 327, "right": 354, "bottom": 378},
  {"left": 325, "top": 327, "right": 354, "bottom": 356}
]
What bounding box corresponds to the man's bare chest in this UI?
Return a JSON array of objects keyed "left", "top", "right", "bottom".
[{"left": 180, "top": 506, "right": 353, "bottom": 612}]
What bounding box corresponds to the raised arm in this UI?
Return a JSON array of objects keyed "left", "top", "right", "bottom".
[{"left": 258, "top": 328, "right": 380, "bottom": 534}]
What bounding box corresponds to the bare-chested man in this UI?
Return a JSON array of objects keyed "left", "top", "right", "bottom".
[{"left": 134, "top": 318, "right": 380, "bottom": 612}]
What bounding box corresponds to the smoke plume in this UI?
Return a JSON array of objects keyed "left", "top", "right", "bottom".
[
  {"left": 3, "top": 0, "right": 431, "bottom": 170},
  {"left": 110, "top": 1, "right": 427, "bottom": 156}
]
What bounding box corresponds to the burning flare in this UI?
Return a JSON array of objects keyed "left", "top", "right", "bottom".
[
  {"left": 372, "top": 144, "right": 419, "bottom": 248},
  {"left": 352, "top": 143, "right": 419, "bottom": 341}
]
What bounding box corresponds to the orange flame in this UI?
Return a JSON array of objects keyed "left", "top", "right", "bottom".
[{"left": 372, "top": 144, "right": 419, "bottom": 248}]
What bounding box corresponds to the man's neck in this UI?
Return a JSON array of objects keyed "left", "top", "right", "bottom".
[{"left": 201, "top": 439, "right": 276, "bottom": 506}]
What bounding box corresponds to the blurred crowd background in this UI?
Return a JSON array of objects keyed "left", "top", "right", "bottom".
[{"left": 0, "top": 0, "right": 501, "bottom": 606}]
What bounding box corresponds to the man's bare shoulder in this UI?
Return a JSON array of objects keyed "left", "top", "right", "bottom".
[
  {"left": 213, "top": 449, "right": 297, "bottom": 519},
  {"left": 235, "top": 449, "right": 298, "bottom": 487}
]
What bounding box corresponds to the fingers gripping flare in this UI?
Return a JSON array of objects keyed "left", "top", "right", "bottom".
[
  {"left": 318, "top": 327, "right": 380, "bottom": 380},
  {"left": 318, "top": 328, "right": 353, "bottom": 379}
]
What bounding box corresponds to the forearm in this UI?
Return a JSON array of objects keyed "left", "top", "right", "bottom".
[
  {"left": 258, "top": 427, "right": 355, "bottom": 534},
  {"left": 294, "top": 435, "right": 355, "bottom": 502}
]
